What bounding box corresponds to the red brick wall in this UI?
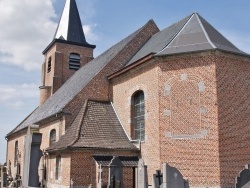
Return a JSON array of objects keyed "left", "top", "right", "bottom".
[
  {"left": 159, "top": 53, "right": 220, "bottom": 187},
  {"left": 70, "top": 150, "right": 138, "bottom": 188},
  {"left": 6, "top": 131, "right": 26, "bottom": 178},
  {"left": 40, "top": 42, "right": 94, "bottom": 105},
  {"left": 215, "top": 52, "right": 250, "bottom": 187},
  {"left": 47, "top": 152, "right": 71, "bottom": 187},
  {"left": 64, "top": 20, "right": 159, "bottom": 129},
  {"left": 39, "top": 117, "right": 65, "bottom": 150},
  {"left": 111, "top": 52, "right": 221, "bottom": 187},
  {"left": 111, "top": 59, "right": 161, "bottom": 184},
  {"left": 6, "top": 20, "right": 158, "bottom": 188},
  {"left": 6, "top": 116, "right": 66, "bottom": 186},
  {"left": 111, "top": 50, "right": 250, "bottom": 187}
]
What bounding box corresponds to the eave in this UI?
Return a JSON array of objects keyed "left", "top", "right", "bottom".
[
  {"left": 42, "top": 39, "right": 96, "bottom": 55},
  {"left": 107, "top": 53, "right": 155, "bottom": 80}
]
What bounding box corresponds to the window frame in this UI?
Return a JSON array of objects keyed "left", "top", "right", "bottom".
[
  {"left": 47, "top": 57, "right": 52, "bottom": 73},
  {"left": 14, "top": 140, "right": 18, "bottom": 166},
  {"left": 131, "top": 90, "right": 145, "bottom": 141},
  {"left": 49, "top": 129, "right": 56, "bottom": 146},
  {"left": 55, "top": 155, "right": 61, "bottom": 180}
]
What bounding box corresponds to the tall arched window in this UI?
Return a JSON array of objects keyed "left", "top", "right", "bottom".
[
  {"left": 69, "top": 53, "right": 80, "bottom": 70},
  {"left": 132, "top": 90, "right": 145, "bottom": 141},
  {"left": 50, "top": 129, "right": 56, "bottom": 146},
  {"left": 55, "top": 155, "right": 61, "bottom": 180},
  {"left": 14, "top": 141, "right": 18, "bottom": 166}
]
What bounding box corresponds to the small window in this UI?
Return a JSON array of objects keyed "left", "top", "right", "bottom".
[
  {"left": 50, "top": 129, "right": 56, "bottom": 146},
  {"left": 69, "top": 53, "right": 80, "bottom": 70},
  {"left": 47, "top": 57, "right": 51, "bottom": 73},
  {"left": 131, "top": 91, "right": 145, "bottom": 141},
  {"left": 55, "top": 155, "right": 61, "bottom": 180},
  {"left": 14, "top": 141, "right": 18, "bottom": 166}
]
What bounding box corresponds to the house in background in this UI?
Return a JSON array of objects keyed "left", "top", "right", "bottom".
[{"left": 5, "top": 0, "right": 250, "bottom": 187}]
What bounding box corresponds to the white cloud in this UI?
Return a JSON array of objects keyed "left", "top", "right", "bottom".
[
  {"left": 83, "top": 24, "right": 99, "bottom": 42},
  {"left": 0, "top": 0, "right": 57, "bottom": 71},
  {"left": 0, "top": 84, "right": 39, "bottom": 109}
]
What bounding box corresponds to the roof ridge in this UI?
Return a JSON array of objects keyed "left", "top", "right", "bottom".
[
  {"left": 197, "top": 13, "right": 246, "bottom": 55},
  {"left": 195, "top": 13, "right": 216, "bottom": 48},
  {"left": 111, "top": 102, "right": 131, "bottom": 141},
  {"left": 54, "top": 0, "right": 88, "bottom": 44},
  {"left": 157, "top": 13, "right": 194, "bottom": 54}
]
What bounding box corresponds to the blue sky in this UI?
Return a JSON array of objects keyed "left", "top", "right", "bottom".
[{"left": 0, "top": 0, "right": 250, "bottom": 163}]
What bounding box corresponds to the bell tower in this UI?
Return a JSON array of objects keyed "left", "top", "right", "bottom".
[{"left": 39, "top": 0, "right": 95, "bottom": 105}]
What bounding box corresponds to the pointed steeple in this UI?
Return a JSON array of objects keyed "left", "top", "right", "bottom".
[
  {"left": 54, "top": 0, "right": 87, "bottom": 44},
  {"left": 43, "top": 0, "right": 95, "bottom": 54}
]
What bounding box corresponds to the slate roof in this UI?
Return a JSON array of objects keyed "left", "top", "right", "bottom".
[
  {"left": 93, "top": 156, "right": 139, "bottom": 167},
  {"left": 8, "top": 12, "right": 249, "bottom": 137},
  {"left": 47, "top": 100, "right": 138, "bottom": 151},
  {"left": 54, "top": 0, "right": 87, "bottom": 44},
  {"left": 126, "top": 14, "right": 193, "bottom": 66},
  {"left": 7, "top": 20, "right": 151, "bottom": 136},
  {"left": 43, "top": 0, "right": 96, "bottom": 54},
  {"left": 127, "top": 13, "right": 248, "bottom": 66}
]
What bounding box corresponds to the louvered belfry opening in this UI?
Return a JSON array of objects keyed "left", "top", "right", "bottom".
[{"left": 69, "top": 53, "right": 81, "bottom": 70}]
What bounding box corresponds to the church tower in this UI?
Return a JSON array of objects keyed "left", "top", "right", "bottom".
[{"left": 39, "top": 0, "right": 95, "bottom": 105}]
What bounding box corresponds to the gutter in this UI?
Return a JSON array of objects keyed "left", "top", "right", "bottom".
[{"left": 46, "top": 146, "right": 139, "bottom": 154}]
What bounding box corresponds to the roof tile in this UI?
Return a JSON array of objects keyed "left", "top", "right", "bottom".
[{"left": 47, "top": 100, "right": 138, "bottom": 151}]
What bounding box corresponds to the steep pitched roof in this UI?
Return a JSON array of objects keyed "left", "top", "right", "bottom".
[
  {"left": 157, "top": 13, "right": 246, "bottom": 56},
  {"left": 127, "top": 13, "right": 247, "bottom": 66},
  {"left": 43, "top": 0, "right": 95, "bottom": 54},
  {"left": 47, "top": 100, "right": 138, "bottom": 151},
  {"left": 54, "top": 0, "right": 87, "bottom": 44},
  {"left": 126, "top": 14, "right": 192, "bottom": 66},
  {"left": 8, "top": 20, "right": 154, "bottom": 136}
]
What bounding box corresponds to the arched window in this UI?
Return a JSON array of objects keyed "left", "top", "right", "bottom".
[
  {"left": 50, "top": 129, "right": 56, "bottom": 146},
  {"left": 14, "top": 141, "right": 18, "bottom": 166},
  {"left": 131, "top": 90, "right": 145, "bottom": 141},
  {"left": 55, "top": 155, "right": 61, "bottom": 180},
  {"left": 69, "top": 53, "right": 80, "bottom": 70}
]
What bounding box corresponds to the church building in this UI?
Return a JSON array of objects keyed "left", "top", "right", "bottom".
[{"left": 4, "top": 0, "right": 250, "bottom": 187}]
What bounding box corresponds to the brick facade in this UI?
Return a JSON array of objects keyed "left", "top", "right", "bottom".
[
  {"left": 70, "top": 150, "right": 137, "bottom": 188},
  {"left": 46, "top": 153, "right": 71, "bottom": 188},
  {"left": 6, "top": 131, "right": 26, "bottom": 178},
  {"left": 216, "top": 52, "right": 250, "bottom": 187},
  {"left": 158, "top": 53, "right": 220, "bottom": 187},
  {"left": 40, "top": 42, "right": 94, "bottom": 105},
  {"left": 63, "top": 20, "right": 159, "bottom": 129},
  {"left": 6, "top": 116, "right": 65, "bottom": 183},
  {"left": 5, "top": 19, "right": 159, "bottom": 188},
  {"left": 8, "top": 49, "right": 250, "bottom": 188},
  {"left": 111, "top": 51, "right": 250, "bottom": 187},
  {"left": 5, "top": 8, "right": 250, "bottom": 187},
  {"left": 111, "top": 59, "right": 161, "bottom": 184}
]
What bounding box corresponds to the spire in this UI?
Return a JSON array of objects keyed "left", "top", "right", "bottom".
[{"left": 54, "top": 0, "right": 87, "bottom": 44}]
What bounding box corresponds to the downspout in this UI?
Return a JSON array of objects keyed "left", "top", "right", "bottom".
[
  {"left": 58, "top": 114, "right": 62, "bottom": 138},
  {"left": 107, "top": 75, "right": 112, "bottom": 102}
]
